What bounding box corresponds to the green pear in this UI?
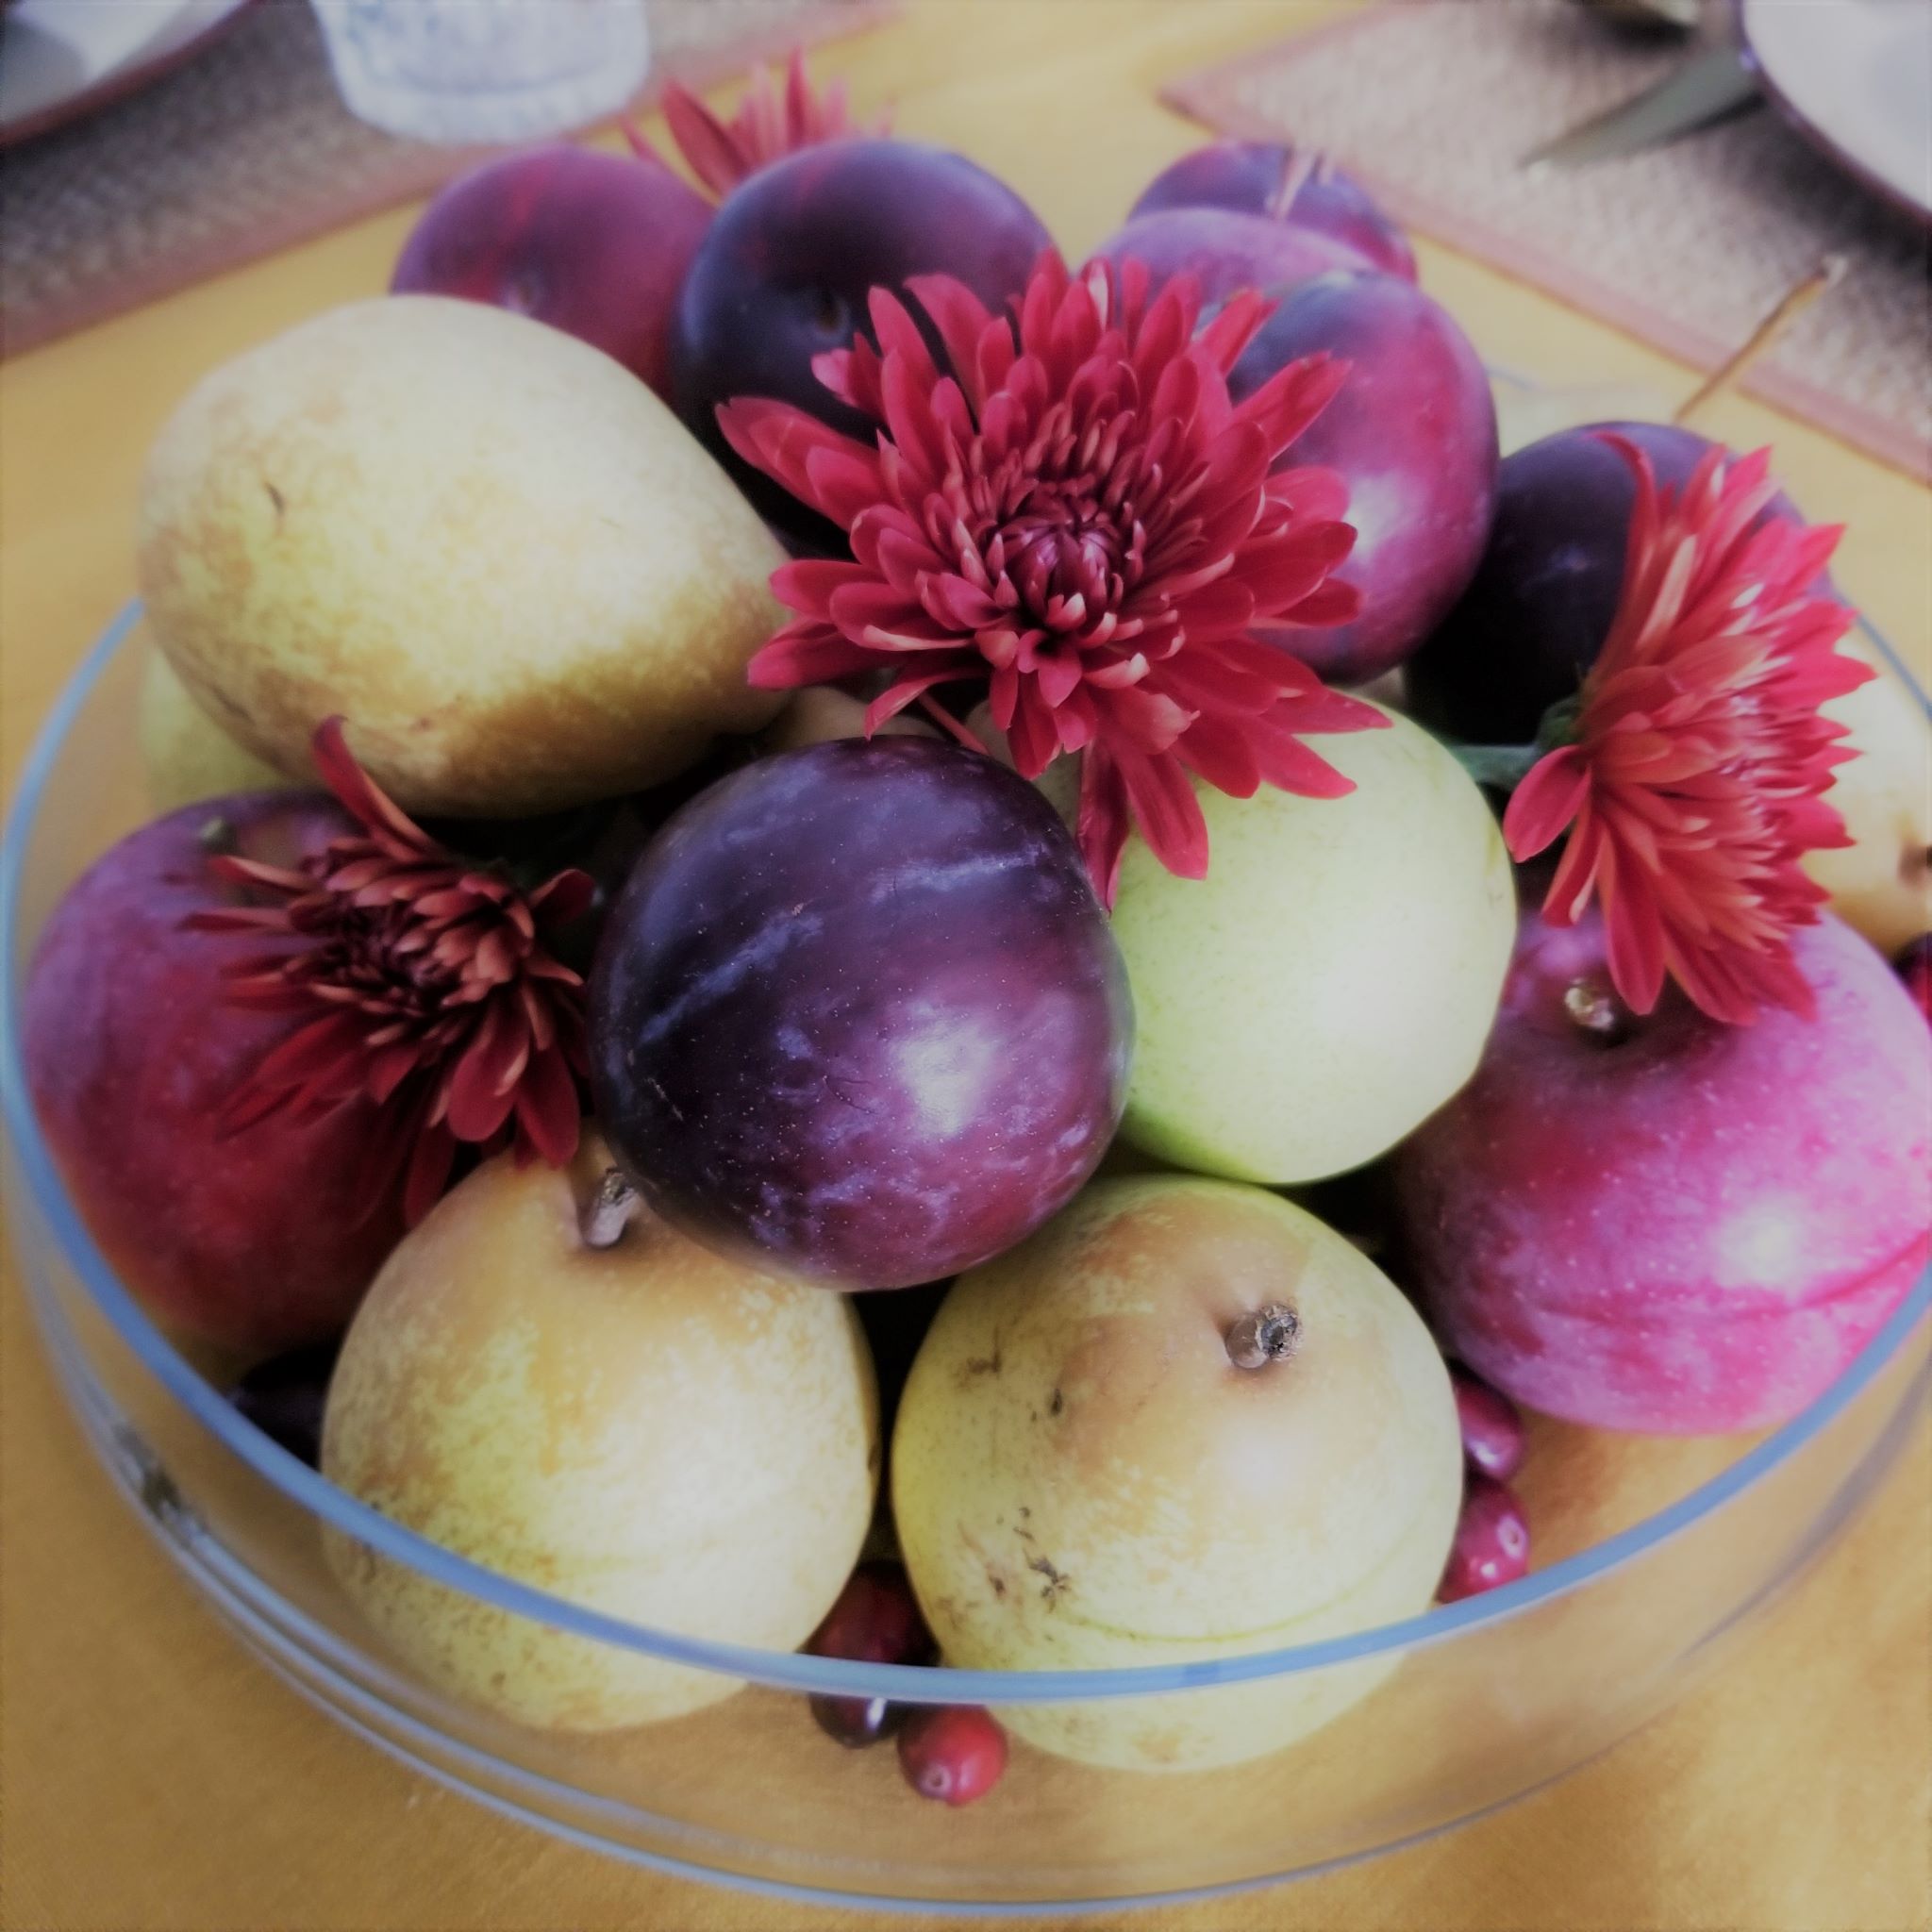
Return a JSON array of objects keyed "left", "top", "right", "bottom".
[
  {"left": 892, "top": 1176, "right": 1462, "bottom": 1772},
  {"left": 138, "top": 296, "right": 787, "bottom": 819},
  {"left": 1112, "top": 704, "right": 1514, "bottom": 1183},
  {"left": 138, "top": 645, "right": 291, "bottom": 811},
  {"left": 323, "top": 1138, "right": 877, "bottom": 1732}
]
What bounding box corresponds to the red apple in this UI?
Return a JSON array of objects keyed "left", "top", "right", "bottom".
[
  {"left": 24, "top": 793, "right": 407, "bottom": 1355},
  {"left": 1393, "top": 907, "right": 1932, "bottom": 1434},
  {"left": 1094, "top": 206, "right": 1374, "bottom": 309},
  {"left": 391, "top": 144, "right": 712, "bottom": 398},
  {"left": 1225, "top": 271, "right": 1499, "bottom": 685},
  {"left": 1128, "top": 141, "right": 1416, "bottom": 282}
]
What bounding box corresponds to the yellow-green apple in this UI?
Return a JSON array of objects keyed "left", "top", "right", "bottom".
[
  {"left": 138, "top": 296, "right": 787, "bottom": 819},
  {"left": 323, "top": 1138, "right": 878, "bottom": 1731},
  {"left": 891, "top": 1175, "right": 1462, "bottom": 1771},
  {"left": 1111, "top": 703, "right": 1514, "bottom": 1183}
]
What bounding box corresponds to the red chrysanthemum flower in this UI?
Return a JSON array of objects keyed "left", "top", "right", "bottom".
[
  {"left": 718, "top": 252, "right": 1386, "bottom": 901},
  {"left": 641, "top": 46, "right": 890, "bottom": 199},
  {"left": 190, "top": 721, "right": 593, "bottom": 1224},
  {"left": 1503, "top": 434, "right": 1874, "bottom": 1025}
]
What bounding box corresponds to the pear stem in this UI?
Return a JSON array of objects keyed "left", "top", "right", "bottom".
[
  {"left": 580, "top": 1168, "right": 640, "bottom": 1249},
  {"left": 1226, "top": 1303, "right": 1301, "bottom": 1371}
]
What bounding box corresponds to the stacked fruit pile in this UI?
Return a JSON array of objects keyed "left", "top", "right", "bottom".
[{"left": 25, "top": 58, "right": 1932, "bottom": 1801}]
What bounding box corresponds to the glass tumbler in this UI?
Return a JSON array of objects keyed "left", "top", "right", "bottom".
[{"left": 310, "top": 0, "right": 652, "bottom": 145}]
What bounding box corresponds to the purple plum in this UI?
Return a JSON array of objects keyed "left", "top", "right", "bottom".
[
  {"left": 1406, "top": 422, "right": 1823, "bottom": 746},
  {"left": 391, "top": 144, "right": 711, "bottom": 399},
  {"left": 1094, "top": 207, "right": 1374, "bottom": 310},
  {"left": 1129, "top": 141, "right": 1416, "bottom": 282},
  {"left": 587, "top": 739, "right": 1133, "bottom": 1290},
  {"left": 1226, "top": 270, "right": 1498, "bottom": 685},
  {"left": 670, "top": 140, "right": 1051, "bottom": 546}
]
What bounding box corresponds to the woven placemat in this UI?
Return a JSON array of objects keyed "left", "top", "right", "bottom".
[
  {"left": 1167, "top": 0, "right": 1932, "bottom": 480},
  {"left": 0, "top": 0, "right": 897, "bottom": 358}
]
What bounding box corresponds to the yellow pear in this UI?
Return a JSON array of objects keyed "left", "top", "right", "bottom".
[
  {"left": 138, "top": 297, "right": 787, "bottom": 818},
  {"left": 1802, "top": 636, "right": 1931, "bottom": 955},
  {"left": 323, "top": 1139, "right": 877, "bottom": 1732},
  {"left": 138, "top": 645, "right": 292, "bottom": 811},
  {"left": 892, "top": 1176, "right": 1461, "bottom": 1772}
]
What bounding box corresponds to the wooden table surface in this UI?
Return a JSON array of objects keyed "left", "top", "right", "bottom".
[{"left": 3, "top": 5, "right": 1928, "bottom": 1928}]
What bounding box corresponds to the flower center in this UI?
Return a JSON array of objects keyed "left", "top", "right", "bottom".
[
  {"left": 958, "top": 393, "right": 1154, "bottom": 641},
  {"left": 306, "top": 898, "right": 462, "bottom": 1020},
  {"left": 1007, "top": 503, "right": 1128, "bottom": 627}
]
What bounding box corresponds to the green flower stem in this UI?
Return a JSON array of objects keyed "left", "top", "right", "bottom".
[{"left": 1448, "top": 741, "right": 1545, "bottom": 792}]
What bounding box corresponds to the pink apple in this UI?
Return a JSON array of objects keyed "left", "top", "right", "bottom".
[{"left": 1393, "top": 908, "right": 1932, "bottom": 1434}]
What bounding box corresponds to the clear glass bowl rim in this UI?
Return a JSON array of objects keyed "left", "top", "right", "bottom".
[{"left": 3, "top": 598, "right": 1927, "bottom": 1706}]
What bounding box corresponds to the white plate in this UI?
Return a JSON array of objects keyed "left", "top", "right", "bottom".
[
  {"left": 0, "top": 0, "right": 254, "bottom": 147},
  {"left": 1739, "top": 0, "right": 1932, "bottom": 225}
]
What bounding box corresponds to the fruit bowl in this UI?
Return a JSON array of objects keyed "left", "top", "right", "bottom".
[{"left": 7, "top": 601, "right": 1928, "bottom": 1915}]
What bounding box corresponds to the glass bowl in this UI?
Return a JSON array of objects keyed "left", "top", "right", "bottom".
[{"left": 5, "top": 602, "right": 1928, "bottom": 1916}]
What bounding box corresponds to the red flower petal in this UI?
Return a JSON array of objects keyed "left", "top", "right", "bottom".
[
  {"left": 1114, "top": 743, "right": 1209, "bottom": 880},
  {"left": 1501, "top": 439, "right": 1865, "bottom": 1022},
  {"left": 748, "top": 623, "right": 886, "bottom": 688},
  {"left": 660, "top": 48, "right": 889, "bottom": 200},
  {"left": 198, "top": 722, "right": 591, "bottom": 1222},
  {"left": 722, "top": 250, "right": 1370, "bottom": 897},
  {"left": 513, "top": 1046, "right": 583, "bottom": 1169},
  {"left": 1503, "top": 746, "right": 1591, "bottom": 859}
]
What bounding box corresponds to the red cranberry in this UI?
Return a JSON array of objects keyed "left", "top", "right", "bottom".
[
  {"left": 897, "top": 1705, "right": 1008, "bottom": 1806},
  {"left": 806, "top": 1561, "right": 934, "bottom": 1748},
  {"left": 1450, "top": 1362, "right": 1526, "bottom": 1482},
  {"left": 1896, "top": 936, "right": 1932, "bottom": 1025},
  {"left": 225, "top": 1341, "right": 340, "bottom": 1468},
  {"left": 1439, "top": 1475, "right": 1531, "bottom": 1602}
]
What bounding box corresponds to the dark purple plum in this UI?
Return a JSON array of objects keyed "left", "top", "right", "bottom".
[
  {"left": 1129, "top": 141, "right": 1416, "bottom": 282},
  {"left": 587, "top": 739, "right": 1133, "bottom": 1290},
  {"left": 670, "top": 140, "right": 1050, "bottom": 546},
  {"left": 1407, "top": 422, "right": 1824, "bottom": 746},
  {"left": 1094, "top": 207, "right": 1373, "bottom": 310},
  {"left": 225, "top": 1341, "right": 340, "bottom": 1468},
  {"left": 391, "top": 144, "right": 711, "bottom": 399},
  {"left": 1226, "top": 270, "right": 1498, "bottom": 685}
]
